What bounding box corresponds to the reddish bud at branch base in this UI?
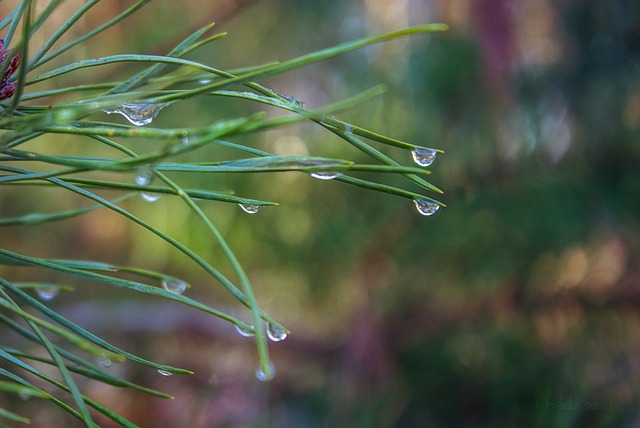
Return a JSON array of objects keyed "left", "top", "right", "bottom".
[{"left": 0, "top": 39, "right": 19, "bottom": 101}]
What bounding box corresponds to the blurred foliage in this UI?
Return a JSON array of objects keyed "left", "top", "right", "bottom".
[{"left": 2, "top": 0, "right": 640, "bottom": 427}]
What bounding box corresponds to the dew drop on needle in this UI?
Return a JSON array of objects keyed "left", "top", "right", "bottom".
[
  {"left": 239, "top": 204, "right": 261, "bottom": 214},
  {"left": 37, "top": 287, "right": 59, "bottom": 301},
  {"left": 235, "top": 324, "right": 255, "bottom": 337},
  {"left": 135, "top": 166, "right": 154, "bottom": 186},
  {"left": 267, "top": 323, "right": 288, "bottom": 342},
  {"left": 140, "top": 191, "right": 160, "bottom": 202},
  {"left": 413, "top": 198, "right": 440, "bottom": 216},
  {"left": 256, "top": 362, "right": 276, "bottom": 382},
  {"left": 411, "top": 148, "right": 437, "bottom": 167},
  {"left": 104, "top": 101, "right": 171, "bottom": 126},
  {"left": 311, "top": 171, "right": 343, "bottom": 180},
  {"left": 162, "top": 278, "right": 187, "bottom": 295}
]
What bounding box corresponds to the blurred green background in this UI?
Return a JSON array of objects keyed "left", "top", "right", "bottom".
[{"left": 2, "top": 0, "right": 640, "bottom": 426}]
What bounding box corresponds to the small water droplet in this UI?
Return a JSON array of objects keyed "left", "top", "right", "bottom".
[
  {"left": 255, "top": 362, "right": 276, "bottom": 382},
  {"left": 234, "top": 324, "right": 255, "bottom": 337},
  {"left": 267, "top": 324, "right": 288, "bottom": 342},
  {"left": 135, "top": 166, "right": 154, "bottom": 186},
  {"left": 141, "top": 191, "right": 160, "bottom": 202},
  {"left": 182, "top": 136, "right": 192, "bottom": 146},
  {"left": 37, "top": 287, "right": 58, "bottom": 301},
  {"left": 412, "top": 148, "right": 437, "bottom": 167},
  {"left": 199, "top": 78, "right": 213, "bottom": 85},
  {"left": 414, "top": 198, "right": 440, "bottom": 216},
  {"left": 18, "top": 393, "right": 30, "bottom": 401},
  {"left": 239, "top": 203, "right": 261, "bottom": 214},
  {"left": 281, "top": 94, "right": 305, "bottom": 107},
  {"left": 96, "top": 355, "right": 112, "bottom": 368},
  {"left": 135, "top": 166, "right": 161, "bottom": 202},
  {"left": 311, "top": 171, "right": 343, "bottom": 180},
  {"left": 104, "top": 101, "right": 171, "bottom": 126},
  {"left": 157, "top": 369, "right": 173, "bottom": 376},
  {"left": 162, "top": 278, "right": 187, "bottom": 295}
]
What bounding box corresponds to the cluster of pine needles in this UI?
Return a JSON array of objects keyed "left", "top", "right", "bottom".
[{"left": 0, "top": 1, "right": 446, "bottom": 425}]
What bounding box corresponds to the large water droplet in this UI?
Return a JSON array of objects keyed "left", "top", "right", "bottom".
[
  {"left": 104, "top": 101, "right": 171, "bottom": 126},
  {"left": 239, "top": 203, "right": 261, "bottom": 214},
  {"left": 37, "top": 287, "right": 58, "bottom": 301},
  {"left": 157, "top": 369, "right": 173, "bottom": 376},
  {"left": 413, "top": 198, "right": 440, "bottom": 216},
  {"left": 311, "top": 171, "right": 343, "bottom": 180},
  {"left": 256, "top": 362, "right": 276, "bottom": 382},
  {"left": 412, "top": 148, "right": 437, "bottom": 167},
  {"left": 162, "top": 278, "right": 187, "bottom": 295},
  {"left": 135, "top": 166, "right": 154, "bottom": 186},
  {"left": 267, "top": 324, "right": 288, "bottom": 342},
  {"left": 234, "top": 324, "right": 255, "bottom": 337},
  {"left": 141, "top": 191, "right": 160, "bottom": 202}
]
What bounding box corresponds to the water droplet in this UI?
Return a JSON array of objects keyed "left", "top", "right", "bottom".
[
  {"left": 18, "top": 393, "right": 30, "bottom": 401},
  {"left": 255, "top": 362, "right": 276, "bottom": 382},
  {"left": 135, "top": 166, "right": 160, "bottom": 202},
  {"left": 96, "top": 355, "right": 112, "bottom": 368},
  {"left": 135, "top": 166, "right": 154, "bottom": 186},
  {"left": 239, "top": 203, "right": 261, "bottom": 214},
  {"left": 141, "top": 191, "right": 160, "bottom": 202},
  {"left": 104, "top": 101, "right": 171, "bottom": 126},
  {"left": 199, "top": 78, "right": 213, "bottom": 85},
  {"left": 413, "top": 198, "right": 440, "bottom": 216},
  {"left": 234, "top": 324, "right": 255, "bottom": 337},
  {"left": 162, "top": 278, "right": 187, "bottom": 295},
  {"left": 267, "top": 324, "right": 288, "bottom": 342},
  {"left": 182, "top": 136, "right": 192, "bottom": 146},
  {"left": 411, "top": 148, "right": 437, "bottom": 167},
  {"left": 281, "top": 95, "right": 305, "bottom": 107},
  {"left": 311, "top": 171, "right": 343, "bottom": 180},
  {"left": 37, "top": 287, "right": 58, "bottom": 301},
  {"left": 157, "top": 369, "right": 173, "bottom": 376}
]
